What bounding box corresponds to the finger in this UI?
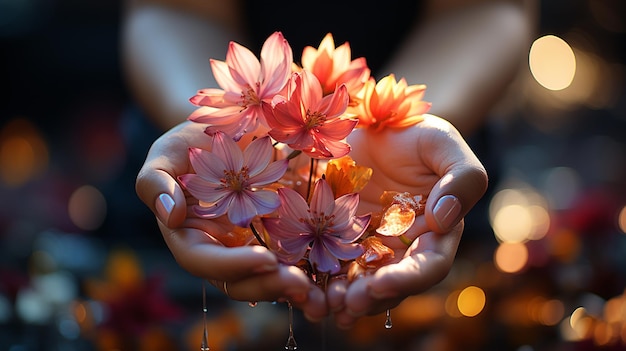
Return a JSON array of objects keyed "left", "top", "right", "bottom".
[
  {"left": 225, "top": 265, "right": 329, "bottom": 321},
  {"left": 327, "top": 277, "right": 348, "bottom": 314},
  {"left": 135, "top": 121, "right": 208, "bottom": 227},
  {"left": 419, "top": 115, "right": 488, "bottom": 233},
  {"left": 158, "top": 221, "right": 279, "bottom": 281},
  {"left": 337, "top": 222, "right": 463, "bottom": 327}
]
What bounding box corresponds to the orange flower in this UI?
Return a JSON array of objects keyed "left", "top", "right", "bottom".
[
  {"left": 351, "top": 74, "right": 432, "bottom": 132},
  {"left": 300, "top": 33, "right": 370, "bottom": 102},
  {"left": 324, "top": 155, "right": 372, "bottom": 198}
]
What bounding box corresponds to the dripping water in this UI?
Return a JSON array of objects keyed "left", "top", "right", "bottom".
[
  {"left": 201, "top": 281, "right": 210, "bottom": 350},
  {"left": 284, "top": 301, "right": 298, "bottom": 350},
  {"left": 384, "top": 309, "right": 393, "bottom": 329}
]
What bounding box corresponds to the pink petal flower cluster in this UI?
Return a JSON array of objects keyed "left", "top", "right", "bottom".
[
  {"left": 262, "top": 70, "right": 357, "bottom": 159},
  {"left": 178, "top": 31, "right": 433, "bottom": 280},
  {"left": 178, "top": 131, "right": 288, "bottom": 228},
  {"left": 187, "top": 32, "right": 293, "bottom": 141},
  {"left": 262, "top": 178, "right": 371, "bottom": 274}
]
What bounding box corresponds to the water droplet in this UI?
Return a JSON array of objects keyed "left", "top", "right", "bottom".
[
  {"left": 384, "top": 309, "right": 393, "bottom": 329},
  {"left": 248, "top": 301, "right": 258, "bottom": 308},
  {"left": 284, "top": 301, "right": 298, "bottom": 350},
  {"left": 284, "top": 334, "right": 298, "bottom": 350},
  {"left": 201, "top": 281, "right": 210, "bottom": 350}
]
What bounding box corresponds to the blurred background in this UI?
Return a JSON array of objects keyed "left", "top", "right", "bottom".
[{"left": 1, "top": 0, "right": 625, "bottom": 350}]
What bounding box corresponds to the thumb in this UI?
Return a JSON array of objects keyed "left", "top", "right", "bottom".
[
  {"left": 420, "top": 116, "right": 489, "bottom": 233},
  {"left": 135, "top": 121, "right": 206, "bottom": 228},
  {"left": 425, "top": 167, "right": 488, "bottom": 233}
]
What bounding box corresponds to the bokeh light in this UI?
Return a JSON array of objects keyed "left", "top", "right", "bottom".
[
  {"left": 68, "top": 185, "right": 107, "bottom": 231},
  {"left": 445, "top": 290, "right": 463, "bottom": 318},
  {"left": 489, "top": 187, "right": 550, "bottom": 243},
  {"left": 494, "top": 242, "right": 528, "bottom": 273},
  {"left": 0, "top": 118, "right": 49, "bottom": 187},
  {"left": 537, "top": 299, "right": 565, "bottom": 326},
  {"left": 618, "top": 206, "right": 626, "bottom": 234},
  {"left": 529, "top": 35, "right": 576, "bottom": 90},
  {"left": 457, "top": 286, "right": 486, "bottom": 317}
]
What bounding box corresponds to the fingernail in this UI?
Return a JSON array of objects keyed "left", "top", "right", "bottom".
[
  {"left": 155, "top": 193, "right": 174, "bottom": 224},
  {"left": 433, "top": 195, "right": 461, "bottom": 231}
]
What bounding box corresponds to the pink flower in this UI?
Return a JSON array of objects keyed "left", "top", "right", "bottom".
[
  {"left": 188, "top": 31, "right": 293, "bottom": 140},
  {"left": 300, "top": 33, "right": 370, "bottom": 101},
  {"left": 261, "top": 178, "right": 371, "bottom": 274},
  {"left": 261, "top": 70, "right": 357, "bottom": 159},
  {"left": 178, "top": 131, "right": 288, "bottom": 228}
]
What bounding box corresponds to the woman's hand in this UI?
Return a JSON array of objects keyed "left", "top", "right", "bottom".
[
  {"left": 326, "top": 114, "right": 488, "bottom": 329},
  {"left": 135, "top": 120, "right": 328, "bottom": 321}
]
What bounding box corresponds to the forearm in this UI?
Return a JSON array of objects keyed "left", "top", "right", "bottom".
[
  {"left": 382, "top": 0, "right": 537, "bottom": 136},
  {"left": 121, "top": 1, "right": 246, "bottom": 130}
]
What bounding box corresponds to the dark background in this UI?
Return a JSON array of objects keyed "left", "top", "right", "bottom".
[{"left": 1, "top": 0, "right": 625, "bottom": 350}]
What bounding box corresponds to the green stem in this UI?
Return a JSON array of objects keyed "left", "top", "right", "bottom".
[
  {"left": 398, "top": 234, "right": 413, "bottom": 247},
  {"left": 250, "top": 223, "right": 268, "bottom": 248},
  {"left": 306, "top": 157, "right": 316, "bottom": 201}
]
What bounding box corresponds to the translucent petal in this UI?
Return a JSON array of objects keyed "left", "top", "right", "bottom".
[
  {"left": 243, "top": 136, "right": 273, "bottom": 176},
  {"left": 322, "top": 237, "right": 363, "bottom": 261},
  {"left": 309, "top": 179, "right": 335, "bottom": 217},
  {"left": 245, "top": 189, "right": 280, "bottom": 216},
  {"left": 249, "top": 159, "right": 288, "bottom": 186},
  {"left": 376, "top": 203, "right": 416, "bottom": 236},
  {"left": 226, "top": 41, "right": 261, "bottom": 87},
  {"left": 211, "top": 131, "right": 244, "bottom": 172},
  {"left": 178, "top": 174, "right": 228, "bottom": 203},
  {"left": 308, "top": 239, "right": 341, "bottom": 274},
  {"left": 210, "top": 59, "right": 241, "bottom": 92},
  {"left": 227, "top": 193, "right": 259, "bottom": 228},
  {"left": 187, "top": 148, "right": 225, "bottom": 183},
  {"left": 329, "top": 193, "right": 360, "bottom": 229}
]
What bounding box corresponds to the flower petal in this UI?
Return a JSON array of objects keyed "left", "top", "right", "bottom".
[
  {"left": 309, "top": 179, "right": 335, "bottom": 216},
  {"left": 193, "top": 192, "right": 233, "bottom": 218},
  {"left": 187, "top": 147, "right": 227, "bottom": 183},
  {"left": 178, "top": 174, "right": 228, "bottom": 204},
  {"left": 243, "top": 136, "right": 273, "bottom": 176},
  {"left": 245, "top": 189, "right": 280, "bottom": 216},
  {"left": 210, "top": 59, "right": 240, "bottom": 92},
  {"left": 226, "top": 41, "right": 261, "bottom": 87},
  {"left": 259, "top": 32, "right": 293, "bottom": 95},
  {"left": 309, "top": 239, "right": 341, "bottom": 274},
  {"left": 227, "top": 192, "right": 258, "bottom": 227},
  {"left": 328, "top": 192, "right": 360, "bottom": 228},
  {"left": 322, "top": 237, "right": 364, "bottom": 261},
  {"left": 211, "top": 131, "right": 244, "bottom": 171},
  {"left": 249, "top": 159, "right": 288, "bottom": 186}
]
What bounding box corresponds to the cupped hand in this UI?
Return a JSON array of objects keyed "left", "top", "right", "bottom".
[
  {"left": 327, "top": 114, "right": 488, "bottom": 329},
  {"left": 135, "top": 120, "right": 327, "bottom": 321}
]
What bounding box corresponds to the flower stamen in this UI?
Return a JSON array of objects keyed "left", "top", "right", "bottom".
[
  {"left": 305, "top": 109, "right": 327, "bottom": 130},
  {"left": 221, "top": 166, "right": 250, "bottom": 192},
  {"left": 240, "top": 83, "right": 261, "bottom": 111}
]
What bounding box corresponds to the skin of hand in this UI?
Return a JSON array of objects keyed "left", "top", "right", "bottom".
[
  {"left": 135, "top": 121, "right": 328, "bottom": 321},
  {"left": 325, "top": 114, "right": 488, "bottom": 329},
  {"left": 126, "top": 0, "right": 525, "bottom": 327},
  {"left": 135, "top": 114, "right": 487, "bottom": 327}
]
